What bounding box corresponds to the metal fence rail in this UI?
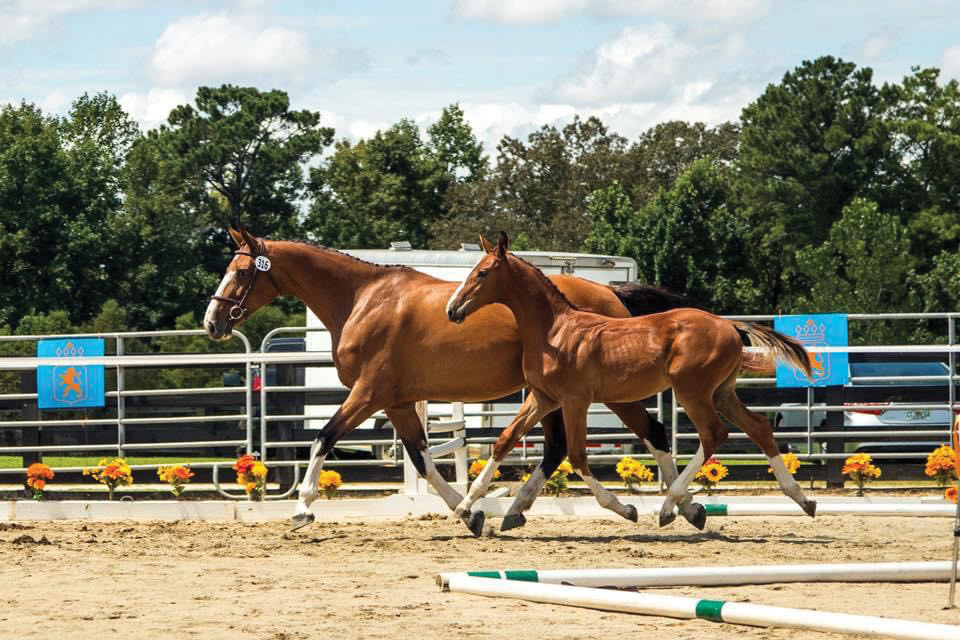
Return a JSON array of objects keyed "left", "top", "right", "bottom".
[{"left": 0, "top": 313, "right": 958, "bottom": 498}]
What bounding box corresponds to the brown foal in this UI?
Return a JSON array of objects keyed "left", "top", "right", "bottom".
[
  {"left": 446, "top": 232, "right": 817, "bottom": 531},
  {"left": 204, "top": 225, "right": 707, "bottom": 534}
]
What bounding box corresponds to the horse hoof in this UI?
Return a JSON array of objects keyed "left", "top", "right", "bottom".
[
  {"left": 466, "top": 510, "right": 486, "bottom": 537},
  {"left": 290, "top": 511, "right": 315, "bottom": 532},
  {"left": 658, "top": 511, "right": 676, "bottom": 528},
  {"left": 689, "top": 503, "right": 707, "bottom": 530},
  {"left": 501, "top": 513, "right": 526, "bottom": 532},
  {"left": 803, "top": 500, "right": 817, "bottom": 518},
  {"left": 624, "top": 504, "right": 639, "bottom": 523}
]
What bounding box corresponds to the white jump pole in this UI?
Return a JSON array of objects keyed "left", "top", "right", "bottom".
[
  {"left": 438, "top": 560, "right": 959, "bottom": 590},
  {"left": 444, "top": 575, "right": 960, "bottom": 640},
  {"left": 699, "top": 503, "right": 955, "bottom": 517}
]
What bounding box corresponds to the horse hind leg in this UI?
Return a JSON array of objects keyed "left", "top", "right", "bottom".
[
  {"left": 606, "top": 401, "right": 704, "bottom": 530},
  {"left": 564, "top": 402, "right": 639, "bottom": 524},
  {"left": 387, "top": 406, "right": 485, "bottom": 537},
  {"left": 715, "top": 385, "right": 816, "bottom": 518},
  {"left": 659, "top": 392, "right": 728, "bottom": 529}
]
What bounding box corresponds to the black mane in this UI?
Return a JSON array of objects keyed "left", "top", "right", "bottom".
[{"left": 611, "top": 282, "right": 707, "bottom": 317}]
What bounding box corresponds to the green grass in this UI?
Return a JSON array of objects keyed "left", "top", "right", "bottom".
[{"left": 0, "top": 456, "right": 232, "bottom": 470}]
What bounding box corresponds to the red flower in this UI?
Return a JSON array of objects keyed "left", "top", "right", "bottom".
[{"left": 233, "top": 454, "right": 256, "bottom": 474}]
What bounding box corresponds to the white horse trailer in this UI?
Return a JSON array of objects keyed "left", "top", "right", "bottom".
[{"left": 303, "top": 245, "right": 639, "bottom": 457}]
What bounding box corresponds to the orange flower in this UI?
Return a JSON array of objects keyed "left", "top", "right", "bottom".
[
  {"left": 245, "top": 482, "right": 257, "bottom": 494},
  {"left": 946, "top": 487, "right": 958, "bottom": 503},
  {"left": 233, "top": 454, "right": 256, "bottom": 475},
  {"left": 26, "top": 463, "right": 54, "bottom": 481},
  {"left": 173, "top": 466, "right": 194, "bottom": 480},
  {"left": 32, "top": 479, "right": 46, "bottom": 490}
]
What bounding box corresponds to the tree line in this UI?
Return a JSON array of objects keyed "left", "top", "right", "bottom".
[{"left": 2, "top": 55, "right": 959, "bottom": 348}]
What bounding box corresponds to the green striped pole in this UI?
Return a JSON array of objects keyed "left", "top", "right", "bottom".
[
  {"left": 438, "top": 561, "right": 959, "bottom": 590},
  {"left": 443, "top": 575, "right": 960, "bottom": 639}
]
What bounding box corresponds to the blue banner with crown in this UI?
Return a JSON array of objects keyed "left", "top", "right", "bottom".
[
  {"left": 773, "top": 314, "right": 849, "bottom": 388},
  {"left": 37, "top": 339, "right": 105, "bottom": 409}
]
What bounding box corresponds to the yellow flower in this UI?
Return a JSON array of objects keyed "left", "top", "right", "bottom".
[
  {"left": 468, "top": 458, "right": 501, "bottom": 480},
  {"left": 250, "top": 462, "right": 268, "bottom": 479},
  {"left": 555, "top": 460, "right": 573, "bottom": 475},
  {"left": 768, "top": 452, "right": 801, "bottom": 475},
  {"left": 318, "top": 470, "right": 342, "bottom": 490}
]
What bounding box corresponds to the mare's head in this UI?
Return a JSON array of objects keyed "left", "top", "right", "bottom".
[
  {"left": 204, "top": 225, "right": 281, "bottom": 340},
  {"left": 445, "top": 231, "right": 513, "bottom": 324}
]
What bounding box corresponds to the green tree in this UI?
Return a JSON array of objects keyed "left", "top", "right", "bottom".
[
  {"left": 734, "top": 56, "right": 889, "bottom": 306},
  {"left": 795, "top": 198, "right": 913, "bottom": 342},
  {"left": 583, "top": 182, "right": 635, "bottom": 257},
  {"left": 879, "top": 67, "right": 960, "bottom": 262},
  {"left": 633, "top": 160, "right": 759, "bottom": 313},
  {"left": 627, "top": 120, "right": 740, "bottom": 204},
  {"left": 161, "top": 85, "right": 333, "bottom": 236},
  {"left": 427, "top": 103, "right": 487, "bottom": 181},
  {"left": 307, "top": 119, "right": 447, "bottom": 248}
]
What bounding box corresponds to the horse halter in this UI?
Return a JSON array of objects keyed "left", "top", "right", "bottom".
[{"left": 210, "top": 237, "right": 280, "bottom": 321}]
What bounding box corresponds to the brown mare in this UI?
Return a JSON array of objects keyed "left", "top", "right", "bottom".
[
  {"left": 204, "top": 226, "right": 710, "bottom": 534},
  {"left": 446, "top": 232, "right": 817, "bottom": 531}
]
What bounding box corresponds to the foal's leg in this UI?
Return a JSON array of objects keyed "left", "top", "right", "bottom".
[
  {"left": 658, "top": 392, "right": 728, "bottom": 528},
  {"left": 564, "top": 401, "right": 639, "bottom": 523},
  {"left": 291, "top": 385, "right": 381, "bottom": 531},
  {"left": 606, "top": 401, "right": 706, "bottom": 530},
  {"left": 715, "top": 386, "right": 816, "bottom": 517},
  {"left": 454, "top": 390, "right": 558, "bottom": 518},
  {"left": 501, "top": 409, "right": 567, "bottom": 531},
  {"left": 386, "top": 405, "right": 485, "bottom": 537}
]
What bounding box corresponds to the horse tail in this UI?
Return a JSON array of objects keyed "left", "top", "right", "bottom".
[
  {"left": 611, "top": 282, "right": 708, "bottom": 317},
  {"left": 734, "top": 322, "right": 812, "bottom": 379}
]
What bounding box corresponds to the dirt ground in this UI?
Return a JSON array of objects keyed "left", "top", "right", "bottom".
[{"left": 2, "top": 511, "right": 960, "bottom": 640}]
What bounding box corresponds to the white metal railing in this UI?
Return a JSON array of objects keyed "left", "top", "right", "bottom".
[
  {"left": 1, "top": 313, "right": 957, "bottom": 497},
  {"left": 0, "top": 329, "right": 254, "bottom": 475}
]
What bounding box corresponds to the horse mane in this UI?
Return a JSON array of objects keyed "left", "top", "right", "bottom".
[
  {"left": 611, "top": 282, "right": 708, "bottom": 317},
  {"left": 284, "top": 240, "right": 415, "bottom": 272},
  {"left": 508, "top": 253, "right": 580, "bottom": 311}
]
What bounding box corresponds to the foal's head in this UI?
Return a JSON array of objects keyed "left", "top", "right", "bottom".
[
  {"left": 445, "top": 231, "right": 513, "bottom": 324},
  {"left": 204, "top": 225, "right": 281, "bottom": 341}
]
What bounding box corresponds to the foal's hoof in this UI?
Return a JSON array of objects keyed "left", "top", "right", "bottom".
[
  {"left": 802, "top": 500, "right": 817, "bottom": 518},
  {"left": 688, "top": 503, "right": 707, "bottom": 530},
  {"left": 624, "top": 504, "right": 639, "bottom": 523},
  {"left": 290, "top": 511, "right": 315, "bottom": 532},
  {"left": 501, "top": 513, "right": 527, "bottom": 532},
  {"left": 465, "top": 510, "right": 486, "bottom": 538},
  {"left": 658, "top": 510, "right": 677, "bottom": 528}
]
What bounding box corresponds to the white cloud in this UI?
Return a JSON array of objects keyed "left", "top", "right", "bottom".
[
  {"left": 941, "top": 45, "right": 960, "bottom": 81},
  {"left": 451, "top": 0, "right": 771, "bottom": 24},
  {"left": 551, "top": 23, "right": 703, "bottom": 104},
  {"left": 149, "top": 13, "right": 312, "bottom": 86},
  {"left": 860, "top": 30, "right": 898, "bottom": 60},
  {"left": 119, "top": 88, "right": 188, "bottom": 129},
  {"left": 0, "top": 0, "right": 151, "bottom": 45}
]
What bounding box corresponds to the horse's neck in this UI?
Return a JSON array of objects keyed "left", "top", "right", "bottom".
[
  {"left": 501, "top": 258, "right": 573, "bottom": 350},
  {"left": 273, "top": 243, "right": 381, "bottom": 338}
]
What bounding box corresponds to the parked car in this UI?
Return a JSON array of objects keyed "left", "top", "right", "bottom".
[{"left": 776, "top": 361, "right": 955, "bottom": 456}]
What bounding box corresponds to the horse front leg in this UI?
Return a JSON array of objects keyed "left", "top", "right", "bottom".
[
  {"left": 564, "top": 401, "right": 639, "bottom": 523},
  {"left": 455, "top": 389, "right": 558, "bottom": 519},
  {"left": 291, "top": 385, "right": 381, "bottom": 531},
  {"left": 386, "top": 405, "right": 485, "bottom": 537},
  {"left": 501, "top": 408, "right": 567, "bottom": 531}
]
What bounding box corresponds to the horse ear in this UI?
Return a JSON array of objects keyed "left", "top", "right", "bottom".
[
  {"left": 496, "top": 230, "right": 509, "bottom": 255},
  {"left": 237, "top": 223, "right": 257, "bottom": 249},
  {"left": 479, "top": 234, "right": 495, "bottom": 253},
  {"left": 228, "top": 225, "right": 244, "bottom": 248}
]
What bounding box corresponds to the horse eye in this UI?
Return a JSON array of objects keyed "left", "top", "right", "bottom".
[
  {"left": 237, "top": 269, "right": 247, "bottom": 278},
  {"left": 477, "top": 269, "right": 489, "bottom": 278}
]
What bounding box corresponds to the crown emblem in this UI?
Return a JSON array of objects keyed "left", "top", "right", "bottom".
[
  {"left": 54, "top": 341, "right": 85, "bottom": 357},
  {"left": 794, "top": 318, "right": 827, "bottom": 344}
]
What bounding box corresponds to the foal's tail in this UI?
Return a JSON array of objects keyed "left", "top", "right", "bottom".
[{"left": 734, "top": 322, "right": 813, "bottom": 379}]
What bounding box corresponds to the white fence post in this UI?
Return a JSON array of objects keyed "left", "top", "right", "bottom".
[
  {"left": 452, "top": 402, "right": 469, "bottom": 494},
  {"left": 403, "top": 401, "right": 430, "bottom": 495}
]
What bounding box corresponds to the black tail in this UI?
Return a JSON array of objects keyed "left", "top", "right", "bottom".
[{"left": 611, "top": 282, "right": 708, "bottom": 317}]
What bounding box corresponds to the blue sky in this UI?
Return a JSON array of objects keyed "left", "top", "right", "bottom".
[{"left": 2, "top": 0, "right": 959, "bottom": 149}]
